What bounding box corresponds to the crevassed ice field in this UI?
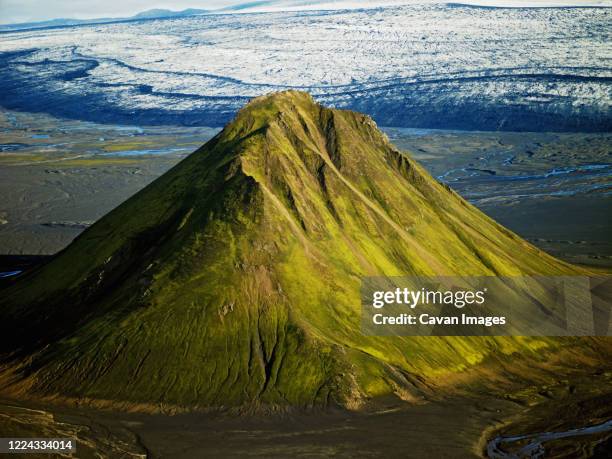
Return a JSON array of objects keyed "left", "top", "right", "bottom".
[{"left": 0, "top": 4, "right": 610, "bottom": 130}]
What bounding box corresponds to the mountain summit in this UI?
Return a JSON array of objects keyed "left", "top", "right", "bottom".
[{"left": 0, "top": 91, "right": 591, "bottom": 410}]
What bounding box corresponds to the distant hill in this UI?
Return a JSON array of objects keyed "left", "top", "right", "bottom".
[
  {"left": 0, "top": 91, "right": 606, "bottom": 411},
  {"left": 0, "top": 8, "right": 209, "bottom": 33}
]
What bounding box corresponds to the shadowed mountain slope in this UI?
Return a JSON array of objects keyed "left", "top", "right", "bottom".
[{"left": 0, "top": 91, "right": 606, "bottom": 410}]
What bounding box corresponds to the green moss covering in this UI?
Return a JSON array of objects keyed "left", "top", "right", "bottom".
[{"left": 0, "top": 91, "right": 602, "bottom": 410}]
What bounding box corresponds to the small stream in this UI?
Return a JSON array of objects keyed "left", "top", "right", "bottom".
[
  {"left": 437, "top": 163, "right": 612, "bottom": 184},
  {"left": 487, "top": 419, "right": 612, "bottom": 458}
]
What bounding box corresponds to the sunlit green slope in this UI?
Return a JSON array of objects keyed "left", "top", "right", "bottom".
[{"left": 0, "top": 91, "right": 603, "bottom": 410}]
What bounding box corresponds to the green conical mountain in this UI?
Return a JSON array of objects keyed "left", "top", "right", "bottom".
[{"left": 0, "top": 91, "right": 604, "bottom": 410}]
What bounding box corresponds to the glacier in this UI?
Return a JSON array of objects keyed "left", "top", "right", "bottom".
[{"left": 0, "top": 3, "right": 610, "bottom": 130}]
